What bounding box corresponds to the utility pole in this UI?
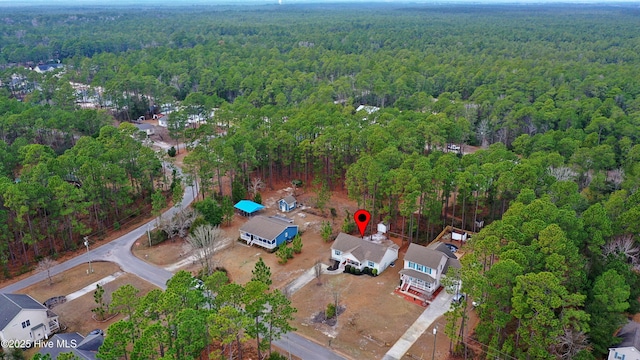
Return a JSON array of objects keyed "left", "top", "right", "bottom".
[
  {"left": 432, "top": 326, "right": 437, "bottom": 360},
  {"left": 83, "top": 236, "right": 93, "bottom": 274},
  {"left": 147, "top": 224, "right": 152, "bottom": 247}
]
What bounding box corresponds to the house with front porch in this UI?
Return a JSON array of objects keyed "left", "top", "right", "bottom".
[
  {"left": 239, "top": 216, "right": 298, "bottom": 250},
  {"left": 330, "top": 233, "right": 399, "bottom": 275},
  {"left": 399, "top": 242, "right": 461, "bottom": 301},
  {"left": 0, "top": 293, "right": 60, "bottom": 349}
]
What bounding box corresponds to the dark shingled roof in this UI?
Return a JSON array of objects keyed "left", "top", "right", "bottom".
[
  {"left": 404, "top": 242, "right": 461, "bottom": 274},
  {"left": 39, "top": 332, "right": 104, "bottom": 360},
  {"left": 0, "top": 293, "right": 47, "bottom": 329},
  {"left": 399, "top": 268, "right": 436, "bottom": 283},
  {"left": 332, "top": 233, "right": 398, "bottom": 264},
  {"left": 616, "top": 320, "right": 640, "bottom": 350},
  {"left": 239, "top": 216, "right": 297, "bottom": 240},
  {"left": 281, "top": 195, "right": 296, "bottom": 204}
]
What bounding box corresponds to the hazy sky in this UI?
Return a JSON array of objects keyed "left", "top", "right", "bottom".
[{"left": 2, "top": 0, "right": 640, "bottom": 5}]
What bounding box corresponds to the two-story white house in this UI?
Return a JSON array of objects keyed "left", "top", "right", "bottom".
[
  {"left": 0, "top": 293, "right": 60, "bottom": 349},
  {"left": 399, "top": 242, "right": 461, "bottom": 301},
  {"left": 330, "top": 233, "right": 399, "bottom": 275}
]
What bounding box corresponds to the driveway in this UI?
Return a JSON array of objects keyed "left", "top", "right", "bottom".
[{"left": 382, "top": 291, "right": 454, "bottom": 360}]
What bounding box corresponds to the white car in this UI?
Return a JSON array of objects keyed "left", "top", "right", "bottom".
[
  {"left": 452, "top": 293, "right": 465, "bottom": 304},
  {"left": 447, "top": 144, "right": 461, "bottom": 151}
]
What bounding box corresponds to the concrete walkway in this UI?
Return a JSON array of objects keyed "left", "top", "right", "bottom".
[
  {"left": 65, "top": 271, "right": 124, "bottom": 302},
  {"left": 163, "top": 236, "right": 234, "bottom": 272},
  {"left": 382, "top": 291, "right": 453, "bottom": 360},
  {"left": 283, "top": 263, "right": 330, "bottom": 295}
]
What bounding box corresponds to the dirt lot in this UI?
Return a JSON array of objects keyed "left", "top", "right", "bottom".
[
  {"left": 291, "top": 261, "right": 425, "bottom": 360},
  {"left": 16, "top": 262, "right": 121, "bottom": 303},
  {"left": 52, "top": 273, "right": 157, "bottom": 335}
]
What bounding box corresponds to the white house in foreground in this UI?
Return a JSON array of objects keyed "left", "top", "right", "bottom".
[
  {"left": 0, "top": 293, "right": 60, "bottom": 349},
  {"left": 399, "top": 242, "right": 461, "bottom": 301},
  {"left": 330, "top": 232, "right": 398, "bottom": 275}
]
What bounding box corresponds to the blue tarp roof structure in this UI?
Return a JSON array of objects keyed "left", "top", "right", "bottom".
[{"left": 234, "top": 200, "right": 265, "bottom": 215}]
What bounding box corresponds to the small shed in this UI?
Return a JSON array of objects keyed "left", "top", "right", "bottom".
[
  {"left": 451, "top": 231, "right": 468, "bottom": 242},
  {"left": 278, "top": 195, "right": 297, "bottom": 212},
  {"left": 234, "top": 200, "right": 265, "bottom": 217},
  {"left": 134, "top": 123, "right": 155, "bottom": 136}
]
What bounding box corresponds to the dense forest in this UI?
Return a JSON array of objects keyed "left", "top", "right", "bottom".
[{"left": 2, "top": 3, "right": 640, "bottom": 359}]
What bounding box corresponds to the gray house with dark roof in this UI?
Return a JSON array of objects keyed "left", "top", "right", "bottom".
[
  {"left": 239, "top": 216, "right": 298, "bottom": 250},
  {"left": 39, "top": 332, "right": 104, "bottom": 359},
  {"left": 0, "top": 293, "right": 60, "bottom": 349},
  {"left": 398, "top": 242, "right": 461, "bottom": 301},
  {"left": 330, "top": 233, "right": 399, "bottom": 275},
  {"left": 609, "top": 321, "right": 640, "bottom": 360}
]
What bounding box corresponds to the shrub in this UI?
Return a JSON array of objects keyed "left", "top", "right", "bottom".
[
  {"left": 326, "top": 303, "right": 337, "bottom": 319},
  {"left": 267, "top": 353, "right": 288, "bottom": 360},
  {"left": 350, "top": 266, "right": 356, "bottom": 274},
  {"left": 372, "top": 269, "right": 378, "bottom": 276},
  {"left": 363, "top": 267, "right": 370, "bottom": 275},
  {"left": 354, "top": 269, "right": 361, "bottom": 275},
  {"left": 167, "top": 146, "right": 177, "bottom": 157},
  {"left": 151, "top": 229, "right": 168, "bottom": 245},
  {"left": 344, "top": 265, "right": 351, "bottom": 273},
  {"left": 113, "top": 221, "right": 120, "bottom": 231},
  {"left": 190, "top": 217, "right": 208, "bottom": 234}
]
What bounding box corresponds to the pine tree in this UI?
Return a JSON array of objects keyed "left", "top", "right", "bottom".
[
  {"left": 251, "top": 257, "right": 272, "bottom": 287},
  {"left": 292, "top": 234, "right": 303, "bottom": 254}
]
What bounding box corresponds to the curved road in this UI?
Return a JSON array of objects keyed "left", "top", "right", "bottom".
[{"left": 0, "top": 159, "right": 346, "bottom": 360}]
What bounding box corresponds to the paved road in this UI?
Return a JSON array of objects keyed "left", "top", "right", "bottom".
[{"left": 274, "top": 332, "right": 345, "bottom": 360}]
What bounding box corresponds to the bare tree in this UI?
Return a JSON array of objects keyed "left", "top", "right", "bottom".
[
  {"left": 36, "top": 257, "right": 58, "bottom": 285},
  {"left": 551, "top": 328, "right": 589, "bottom": 360},
  {"left": 186, "top": 224, "right": 225, "bottom": 276},
  {"left": 607, "top": 168, "right": 625, "bottom": 190},
  {"left": 314, "top": 260, "right": 323, "bottom": 285},
  {"left": 548, "top": 166, "right": 578, "bottom": 182},
  {"left": 476, "top": 119, "right": 490, "bottom": 148},
  {"left": 161, "top": 207, "right": 198, "bottom": 240},
  {"left": 603, "top": 235, "right": 639, "bottom": 265},
  {"left": 248, "top": 177, "right": 265, "bottom": 196}
]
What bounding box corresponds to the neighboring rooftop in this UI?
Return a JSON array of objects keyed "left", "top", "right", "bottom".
[
  {"left": 616, "top": 320, "right": 640, "bottom": 350},
  {"left": 281, "top": 195, "right": 296, "bottom": 204},
  {"left": 356, "top": 105, "right": 380, "bottom": 114},
  {"left": 240, "top": 216, "right": 296, "bottom": 240},
  {"left": 234, "top": 200, "right": 265, "bottom": 215},
  {"left": 39, "top": 332, "right": 104, "bottom": 360},
  {"left": 404, "top": 242, "right": 461, "bottom": 274},
  {"left": 0, "top": 293, "right": 47, "bottom": 329}
]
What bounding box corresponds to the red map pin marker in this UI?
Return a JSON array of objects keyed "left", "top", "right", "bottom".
[{"left": 354, "top": 209, "right": 371, "bottom": 238}]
